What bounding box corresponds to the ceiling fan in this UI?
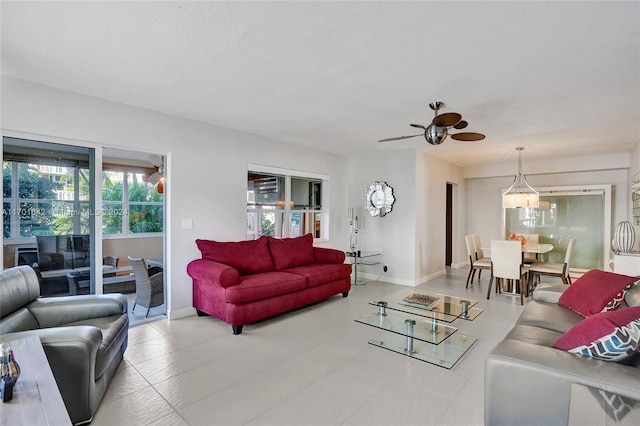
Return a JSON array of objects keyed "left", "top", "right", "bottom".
[
  {"left": 378, "top": 101, "right": 485, "bottom": 145},
  {"left": 146, "top": 154, "right": 165, "bottom": 193}
]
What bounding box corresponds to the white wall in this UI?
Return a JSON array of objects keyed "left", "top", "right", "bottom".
[
  {"left": 350, "top": 150, "right": 416, "bottom": 285},
  {"left": 349, "top": 150, "right": 466, "bottom": 287},
  {"left": 415, "top": 152, "right": 466, "bottom": 283},
  {"left": 1, "top": 76, "right": 351, "bottom": 319}
]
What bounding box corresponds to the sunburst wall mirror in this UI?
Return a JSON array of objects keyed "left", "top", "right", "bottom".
[{"left": 365, "top": 181, "right": 395, "bottom": 217}]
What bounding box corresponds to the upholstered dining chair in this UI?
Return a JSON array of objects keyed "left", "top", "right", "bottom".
[
  {"left": 488, "top": 240, "right": 528, "bottom": 305},
  {"left": 527, "top": 238, "right": 576, "bottom": 287},
  {"left": 521, "top": 233, "right": 539, "bottom": 264},
  {"left": 465, "top": 234, "right": 491, "bottom": 288},
  {"left": 128, "top": 256, "right": 164, "bottom": 317},
  {"left": 472, "top": 233, "right": 490, "bottom": 262}
]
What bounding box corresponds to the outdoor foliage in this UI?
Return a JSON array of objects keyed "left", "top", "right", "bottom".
[
  {"left": 3, "top": 162, "right": 64, "bottom": 238},
  {"left": 3, "top": 164, "right": 163, "bottom": 239}
]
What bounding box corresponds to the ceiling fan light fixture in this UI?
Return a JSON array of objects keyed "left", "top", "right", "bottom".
[
  {"left": 377, "top": 101, "right": 484, "bottom": 145},
  {"left": 425, "top": 124, "right": 447, "bottom": 145},
  {"left": 503, "top": 147, "right": 539, "bottom": 208}
]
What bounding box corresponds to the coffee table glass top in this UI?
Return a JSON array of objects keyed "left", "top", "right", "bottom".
[
  {"left": 355, "top": 311, "right": 457, "bottom": 345},
  {"left": 369, "top": 330, "right": 477, "bottom": 369},
  {"left": 369, "top": 289, "right": 483, "bottom": 322}
]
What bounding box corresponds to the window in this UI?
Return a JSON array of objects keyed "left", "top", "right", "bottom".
[
  {"left": 3, "top": 150, "right": 163, "bottom": 238},
  {"left": 247, "top": 168, "right": 326, "bottom": 240},
  {"left": 102, "top": 170, "right": 163, "bottom": 235},
  {"left": 3, "top": 161, "right": 91, "bottom": 238}
]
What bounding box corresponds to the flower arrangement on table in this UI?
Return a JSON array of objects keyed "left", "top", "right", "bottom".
[{"left": 507, "top": 232, "right": 527, "bottom": 246}]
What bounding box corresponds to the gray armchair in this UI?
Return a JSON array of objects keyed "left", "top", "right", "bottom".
[
  {"left": 0, "top": 265, "right": 128, "bottom": 424},
  {"left": 128, "top": 256, "right": 164, "bottom": 317}
]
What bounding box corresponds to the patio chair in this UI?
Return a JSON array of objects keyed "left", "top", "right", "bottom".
[{"left": 128, "top": 256, "right": 164, "bottom": 317}]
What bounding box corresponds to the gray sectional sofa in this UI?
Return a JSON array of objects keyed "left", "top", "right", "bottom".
[{"left": 485, "top": 282, "right": 640, "bottom": 425}]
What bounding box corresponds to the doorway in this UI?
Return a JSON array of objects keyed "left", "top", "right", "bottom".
[
  {"left": 446, "top": 182, "right": 453, "bottom": 266},
  {"left": 3, "top": 138, "right": 167, "bottom": 323}
]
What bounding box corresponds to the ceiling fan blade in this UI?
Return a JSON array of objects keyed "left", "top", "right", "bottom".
[
  {"left": 148, "top": 171, "right": 162, "bottom": 184},
  {"left": 378, "top": 134, "right": 423, "bottom": 143},
  {"left": 450, "top": 132, "right": 486, "bottom": 142},
  {"left": 453, "top": 120, "right": 468, "bottom": 130},
  {"left": 410, "top": 123, "right": 426, "bottom": 130},
  {"left": 433, "top": 112, "right": 462, "bottom": 127}
]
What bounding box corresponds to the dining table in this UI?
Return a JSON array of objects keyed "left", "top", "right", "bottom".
[
  {"left": 522, "top": 243, "right": 554, "bottom": 255},
  {"left": 481, "top": 243, "right": 554, "bottom": 256}
]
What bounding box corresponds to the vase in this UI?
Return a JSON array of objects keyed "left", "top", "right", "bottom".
[
  {"left": 613, "top": 221, "right": 635, "bottom": 253},
  {"left": 0, "top": 343, "right": 20, "bottom": 402}
]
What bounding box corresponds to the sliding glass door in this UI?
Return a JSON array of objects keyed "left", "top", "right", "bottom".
[
  {"left": 3, "top": 137, "right": 96, "bottom": 296},
  {"left": 504, "top": 185, "right": 611, "bottom": 270}
]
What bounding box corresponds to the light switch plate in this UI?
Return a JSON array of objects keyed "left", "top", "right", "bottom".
[{"left": 182, "top": 218, "right": 193, "bottom": 229}]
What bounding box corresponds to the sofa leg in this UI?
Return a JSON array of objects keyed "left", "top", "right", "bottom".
[
  {"left": 196, "top": 310, "right": 209, "bottom": 317},
  {"left": 232, "top": 325, "right": 243, "bottom": 335},
  {"left": 342, "top": 291, "right": 349, "bottom": 297}
]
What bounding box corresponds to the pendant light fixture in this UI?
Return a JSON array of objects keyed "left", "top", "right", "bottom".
[{"left": 502, "top": 147, "right": 539, "bottom": 208}]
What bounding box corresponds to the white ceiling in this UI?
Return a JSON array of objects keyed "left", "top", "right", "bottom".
[{"left": 2, "top": 1, "right": 639, "bottom": 168}]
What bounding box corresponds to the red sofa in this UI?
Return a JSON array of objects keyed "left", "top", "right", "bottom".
[{"left": 187, "top": 233, "right": 352, "bottom": 334}]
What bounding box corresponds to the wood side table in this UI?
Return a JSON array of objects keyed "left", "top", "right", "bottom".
[{"left": 0, "top": 335, "right": 71, "bottom": 425}]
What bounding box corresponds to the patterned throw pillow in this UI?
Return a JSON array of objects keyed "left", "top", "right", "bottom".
[
  {"left": 625, "top": 282, "right": 640, "bottom": 307},
  {"left": 558, "top": 269, "right": 638, "bottom": 316},
  {"left": 552, "top": 306, "right": 640, "bottom": 361},
  {"left": 589, "top": 388, "right": 638, "bottom": 422}
]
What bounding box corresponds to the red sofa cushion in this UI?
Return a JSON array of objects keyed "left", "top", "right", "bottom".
[
  {"left": 196, "top": 236, "right": 274, "bottom": 276},
  {"left": 313, "top": 247, "right": 346, "bottom": 264},
  {"left": 558, "top": 269, "right": 637, "bottom": 316},
  {"left": 225, "top": 271, "right": 307, "bottom": 304},
  {"left": 284, "top": 263, "right": 352, "bottom": 288},
  {"left": 267, "top": 234, "right": 315, "bottom": 270}
]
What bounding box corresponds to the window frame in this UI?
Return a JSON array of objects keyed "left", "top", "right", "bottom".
[{"left": 247, "top": 164, "right": 329, "bottom": 242}]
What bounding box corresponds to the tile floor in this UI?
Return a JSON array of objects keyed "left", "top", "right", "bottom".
[{"left": 92, "top": 267, "right": 529, "bottom": 426}]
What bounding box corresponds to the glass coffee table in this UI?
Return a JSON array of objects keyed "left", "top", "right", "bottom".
[{"left": 355, "top": 290, "right": 482, "bottom": 369}]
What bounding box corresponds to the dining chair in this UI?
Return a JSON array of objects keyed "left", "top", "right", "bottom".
[
  {"left": 128, "top": 256, "right": 164, "bottom": 317},
  {"left": 465, "top": 234, "right": 491, "bottom": 288},
  {"left": 521, "top": 233, "right": 539, "bottom": 264},
  {"left": 527, "top": 238, "right": 577, "bottom": 287},
  {"left": 488, "top": 240, "right": 528, "bottom": 305},
  {"left": 472, "top": 233, "right": 490, "bottom": 262}
]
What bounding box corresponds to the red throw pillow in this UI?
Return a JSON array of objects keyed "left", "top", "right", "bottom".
[
  {"left": 552, "top": 306, "right": 640, "bottom": 361},
  {"left": 195, "top": 236, "right": 274, "bottom": 275},
  {"left": 267, "top": 233, "right": 315, "bottom": 270},
  {"left": 558, "top": 269, "right": 637, "bottom": 317}
]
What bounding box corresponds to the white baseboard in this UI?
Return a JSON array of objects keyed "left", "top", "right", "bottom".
[{"left": 167, "top": 306, "right": 197, "bottom": 320}]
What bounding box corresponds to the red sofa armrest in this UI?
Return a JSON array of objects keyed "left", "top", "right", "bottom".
[
  {"left": 187, "top": 259, "right": 241, "bottom": 288},
  {"left": 313, "top": 247, "right": 346, "bottom": 264}
]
